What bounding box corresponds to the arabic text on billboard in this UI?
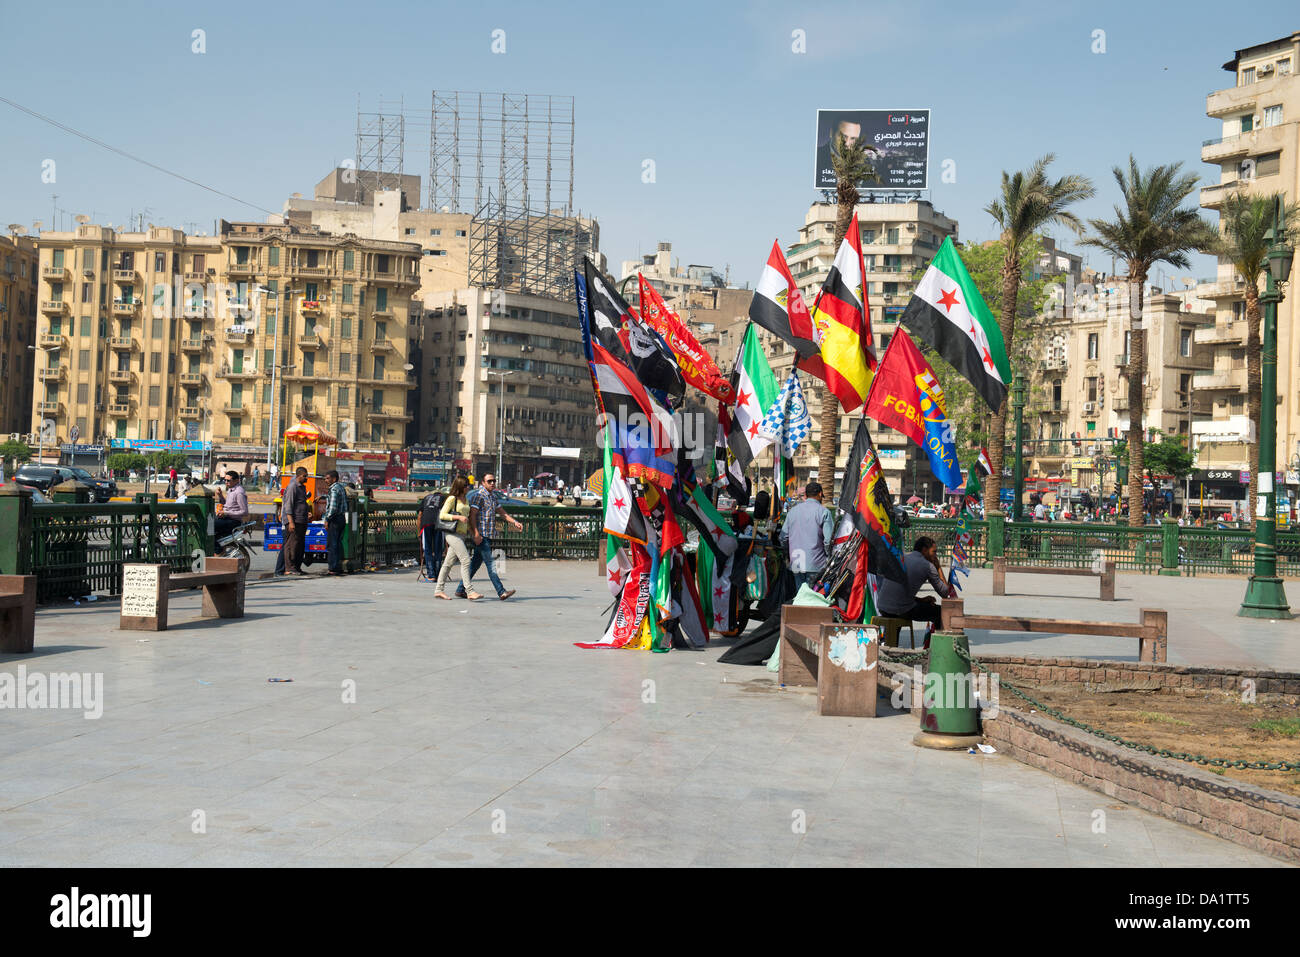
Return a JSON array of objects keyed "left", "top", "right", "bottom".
[{"left": 815, "top": 109, "right": 930, "bottom": 190}]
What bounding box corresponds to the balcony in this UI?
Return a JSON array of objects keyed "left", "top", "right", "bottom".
[
  {"left": 222, "top": 403, "right": 247, "bottom": 416},
  {"left": 179, "top": 372, "right": 204, "bottom": 385},
  {"left": 1201, "top": 124, "right": 1288, "bottom": 165},
  {"left": 298, "top": 334, "right": 323, "bottom": 350},
  {"left": 111, "top": 299, "right": 141, "bottom": 316},
  {"left": 1195, "top": 277, "right": 1247, "bottom": 299},
  {"left": 1193, "top": 370, "right": 1245, "bottom": 391},
  {"left": 223, "top": 326, "right": 252, "bottom": 344},
  {"left": 300, "top": 299, "right": 323, "bottom": 312},
  {"left": 217, "top": 366, "right": 259, "bottom": 380},
  {"left": 368, "top": 338, "right": 396, "bottom": 353},
  {"left": 292, "top": 265, "right": 329, "bottom": 277},
  {"left": 1043, "top": 400, "right": 1070, "bottom": 415},
  {"left": 42, "top": 265, "right": 68, "bottom": 281},
  {"left": 36, "top": 401, "right": 61, "bottom": 414},
  {"left": 38, "top": 333, "right": 65, "bottom": 349},
  {"left": 180, "top": 337, "right": 206, "bottom": 352},
  {"left": 109, "top": 337, "right": 136, "bottom": 351},
  {"left": 227, "top": 261, "right": 257, "bottom": 277},
  {"left": 109, "top": 369, "right": 134, "bottom": 384},
  {"left": 178, "top": 406, "right": 202, "bottom": 419},
  {"left": 1199, "top": 181, "right": 1245, "bottom": 211},
  {"left": 40, "top": 300, "right": 69, "bottom": 316},
  {"left": 112, "top": 268, "right": 137, "bottom": 283},
  {"left": 183, "top": 271, "right": 207, "bottom": 283},
  {"left": 181, "top": 300, "right": 213, "bottom": 317},
  {"left": 107, "top": 403, "right": 131, "bottom": 417},
  {"left": 37, "top": 367, "right": 65, "bottom": 382},
  {"left": 358, "top": 371, "right": 413, "bottom": 386},
  {"left": 365, "top": 406, "right": 413, "bottom": 422}
]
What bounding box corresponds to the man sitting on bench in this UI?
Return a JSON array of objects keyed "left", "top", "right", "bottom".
[{"left": 876, "top": 535, "right": 950, "bottom": 639}]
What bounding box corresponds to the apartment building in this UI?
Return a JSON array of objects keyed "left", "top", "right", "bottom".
[
  {"left": 0, "top": 232, "right": 38, "bottom": 437},
  {"left": 31, "top": 220, "right": 421, "bottom": 461},
  {"left": 1027, "top": 286, "right": 1214, "bottom": 492},
  {"left": 420, "top": 287, "right": 598, "bottom": 486},
  {"left": 619, "top": 242, "right": 725, "bottom": 308},
  {"left": 1197, "top": 31, "right": 1300, "bottom": 500}
]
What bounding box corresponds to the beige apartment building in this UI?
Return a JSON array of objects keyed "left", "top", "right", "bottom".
[
  {"left": 1197, "top": 31, "right": 1300, "bottom": 504},
  {"left": 0, "top": 232, "right": 38, "bottom": 437},
  {"left": 620, "top": 242, "right": 726, "bottom": 308},
  {"left": 31, "top": 220, "right": 421, "bottom": 462},
  {"left": 1026, "top": 287, "right": 1214, "bottom": 494},
  {"left": 420, "top": 287, "right": 597, "bottom": 485}
]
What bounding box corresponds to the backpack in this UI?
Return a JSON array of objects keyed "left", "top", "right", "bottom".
[{"left": 420, "top": 492, "right": 446, "bottom": 529}]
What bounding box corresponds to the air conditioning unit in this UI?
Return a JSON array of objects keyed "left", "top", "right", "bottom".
[
  {"left": 1258, "top": 63, "right": 1275, "bottom": 76},
  {"left": 8, "top": 433, "right": 19, "bottom": 441},
  {"left": 1084, "top": 402, "right": 1096, "bottom": 413}
]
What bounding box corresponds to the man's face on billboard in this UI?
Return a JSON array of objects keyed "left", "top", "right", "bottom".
[{"left": 837, "top": 120, "right": 861, "bottom": 146}]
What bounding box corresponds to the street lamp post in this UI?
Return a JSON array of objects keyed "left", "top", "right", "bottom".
[
  {"left": 1239, "top": 199, "right": 1293, "bottom": 618},
  {"left": 259, "top": 285, "right": 301, "bottom": 484},
  {"left": 486, "top": 368, "right": 514, "bottom": 482},
  {"left": 1011, "top": 373, "right": 1026, "bottom": 523}
]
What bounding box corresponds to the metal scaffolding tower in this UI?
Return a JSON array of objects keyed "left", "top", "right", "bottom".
[
  {"left": 355, "top": 100, "right": 405, "bottom": 195},
  {"left": 467, "top": 195, "right": 596, "bottom": 300}
]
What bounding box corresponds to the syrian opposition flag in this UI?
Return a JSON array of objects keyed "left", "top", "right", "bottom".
[
  {"left": 729, "top": 323, "right": 780, "bottom": 468},
  {"left": 749, "top": 240, "right": 821, "bottom": 362},
  {"left": 604, "top": 456, "right": 647, "bottom": 545},
  {"left": 900, "top": 237, "right": 1011, "bottom": 412},
  {"left": 809, "top": 212, "right": 877, "bottom": 412},
  {"left": 714, "top": 404, "right": 750, "bottom": 505}
]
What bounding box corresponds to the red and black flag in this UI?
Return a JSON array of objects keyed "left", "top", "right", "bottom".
[
  {"left": 583, "top": 257, "right": 686, "bottom": 402},
  {"left": 836, "top": 419, "right": 907, "bottom": 584}
]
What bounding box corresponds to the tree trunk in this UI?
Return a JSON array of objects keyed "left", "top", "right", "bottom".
[
  {"left": 984, "top": 252, "right": 1021, "bottom": 515},
  {"left": 816, "top": 184, "right": 858, "bottom": 498},
  {"left": 1127, "top": 276, "right": 1147, "bottom": 528},
  {"left": 1245, "top": 282, "right": 1261, "bottom": 530}
]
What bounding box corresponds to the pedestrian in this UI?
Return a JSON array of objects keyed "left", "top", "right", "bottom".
[
  {"left": 322, "top": 469, "right": 348, "bottom": 575},
  {"left": 214, "top": 471, "right": 249, "bottom": 540},
  {"left": 252, "top": 466, "right": 260, "bottom": 490},
  {"left": 436, "top": 477, "right": 480, "bottom": 600},
  {"left": 167, "top": 465, "right": 177, "bottom": 498},
  {"left": 281, "top": 466, "right": 310, "bottom": 576},
  {"left": 417, "top": 486, "right": 446, "bottom": 581},
  {"left": 457, "top": 472, "right": 523, "bottom": 600},
  {"left": 779, "top": 481, "right": 835, "bottom": 591}
]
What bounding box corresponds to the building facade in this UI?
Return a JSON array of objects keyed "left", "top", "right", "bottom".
[
  {"left": 0, "top": 232, "right": 38, "bottom": 438},
  {"left": 1196, "top": 31, "right": 1300, "bottom": 505},
  {"left": 31, "top": 220, "right": 421, "bottom": 463}
]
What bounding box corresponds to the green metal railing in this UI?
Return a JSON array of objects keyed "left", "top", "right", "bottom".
[{"left": 27, "top": 501, "right": 208, "bottom": 602}]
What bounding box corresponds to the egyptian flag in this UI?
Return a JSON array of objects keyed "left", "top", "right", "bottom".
[
  {"left": 976, "top": 447, "right": 992, "bottom": 479},
  {"left": 583, "top": 257, "right": 686, "bottom": 402},
  {"left": 637, "top": 275, "right": 734, "bottom": 403},
  {"left": 809, "top": 213, "right": 876, "bottom": 412},
  {"left": 729, "top": 323, "right": 780, "bottom": 468},
  {"left": 899, "top": 237, "right": 1011, "bottom": 412},
  {"left": 836, "top": 419, "right": 907, "bottom": 584},
  {"left": 749, "top": 240, "right": 820, "bottom": 362}
]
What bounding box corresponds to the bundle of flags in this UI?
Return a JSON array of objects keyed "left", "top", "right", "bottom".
[{"left": 948, "top": 450, "right": 990, "bottom": 594}]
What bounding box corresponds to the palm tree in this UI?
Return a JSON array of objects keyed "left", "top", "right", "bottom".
[
  {"left": 1215, "top": 191, "right": 1300, "bottom": 526},
  {"left": 816, "top": 130, "right": 877, "bottom": 495},
  {"left": 981, "top": 155, "right": 1094, "bottom": 516},
  {"left": 1083, "top": 157, "right": 1216, "bottom": 527}
]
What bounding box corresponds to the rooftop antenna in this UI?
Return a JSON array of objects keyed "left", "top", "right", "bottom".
[{"left": 75, "top": 214, "right": 90, "bottom": 225}]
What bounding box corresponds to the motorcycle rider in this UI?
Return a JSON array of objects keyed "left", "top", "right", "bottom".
[{"left": 214, "top": 471, "right": 250, "bottom": 541}]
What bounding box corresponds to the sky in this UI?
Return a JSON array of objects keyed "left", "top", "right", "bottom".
[{"left": 1, "top": 0, "right": 1297, "bottom": 288}]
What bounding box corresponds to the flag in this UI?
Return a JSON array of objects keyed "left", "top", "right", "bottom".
[
  {"left": 809, "top": 212, "right": 876, "bottom": 412},
  {"left": 899, "top": 237, "right": 1011, "bottom": 412},
  {"left": 577, "top": 544, "right": 653, "bottom": 649},
  {"left": 729, "top": 323, "right": 780, "bottom": 468},
  {"left": 584, "top": 257, "right": 686, "bottom": 401},
  {"left": 976, "top": 447, "right": 992, "bottom": 478},
  {"left": 756, "top": 369, "right": 813, "bottom": 459},
  {"left": 749, "top": 240, "right": 820, "bottom": 361},
  {"left": 688, "top": 485, "right": 739, "bottom": 634},
  {"left": 604, "top": 456, "right": 647, "bottom": 545},
  {"left": 714, "top": 404, "right": 750, "bottom": 505},
  {"left": 637, "top": 275, "right": 734, "bottom": 403},
  {"left": 863, "top": 328, "right": 963, "bottom": 491},
  {"left": 837, "top": 419, "right": 907, "bottom": 584}
]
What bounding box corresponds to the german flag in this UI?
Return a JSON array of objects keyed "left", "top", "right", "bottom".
[{"left": 809, "top": 212, "right": 876, "bottom": 413}]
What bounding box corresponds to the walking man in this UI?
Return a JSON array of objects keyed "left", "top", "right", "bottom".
[
  {"left": 779, "top": 481, "right": 834, "bottom": 590},
  {"left": 322, "top": 469, "right": 348, "bottom": 575},
  {"left": 282, "top": 466, "right": 310, "bottom": 576},
  {"left": 456, "top": 472, "right": 523, "bottom": 600}
]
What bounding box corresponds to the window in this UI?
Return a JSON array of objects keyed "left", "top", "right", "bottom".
[
  {"left": 77, "top": 383, "right": 88, "bottom": 403},
  {"left": 886, "top": 228, "right": 899, "bottom": 244},
  {"left": 79, "top": 348, "right": 90, "bottom": 370},
  {"left": 1087, "top": 333, "right": 1099, "bottom": 359},
  {"left": 343, "top": 250, "right": 354, "bottom": 271},
  {"left": 1240, "top": 112, "right": 1253, "bottom": 133},
  {"left": 454, "top": 229, "right": 467, "bottom": 238},
  {"left": 430, "top": 228, "right": 441, "bottom": 236},
  {"left": 1231, "top": 348, "right": 1245, "bottom": 369},
  {"left": 1086, "top": 377, "right": 1097, "bottom": 402},
  {"left": 79, "top": 316, "right": 91, "bottom": 337},
  {"left": 1256, "top": 151, "right": 1282, "bottom": 178},
  {"left": 341, "top": 316, "right": 352, "bottom": 338},
  {"left": 1180, "top": 328, "right": 1192, "bottom": 357},
  {"left": 306, "top": 250, "right": 319, "bottom": 268},
  {"left": 1263, "top": 105, "right": 1283, "bottom": 128},
  {"left": 376, "top": 289, "right": 387, "bottom": 312},
  {"left": 268, "top": 246, "right": 279, "bottom": 267},
  {"left": 376, "top": 254, "right": 390, "bottom": 273},
  {"left": 1242, "top": 67, "right": 1256, "bottom": 85},
  {"left": 150, "top": 352, "right": 162, "bottom": 373},
  {"left": 81, "top": 283, "right": 91, "bottom": 304},
  {"left": 338, "top": 387, "right": 349, "bottom": 407},
  {"left": 1230, "top": 394, "right": 1245, "bottom": 414},
  {"left": 1123, "top": 330, "right": 1131, "bottom": 363},
  {"left": 152, "top": 317, "right": 163, "bottom": 338},
  {"left": 154, "top": 252, "right": 165, "bottom": 272},
  {"left": 148, "top": 385, "right": 160, "bottom": 406},
  {"left": 1278, "top": 59, "right": 1292, "bottom": 76},
  {"left": 342, "top": 284, "right": 353, "bottom": 304}
]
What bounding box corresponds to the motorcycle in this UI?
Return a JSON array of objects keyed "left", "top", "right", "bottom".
[{"left": 217, "top": 521, "right": 257, "bottom": 574}]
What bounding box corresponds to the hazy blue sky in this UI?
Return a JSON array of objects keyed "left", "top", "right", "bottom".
[{"left": 2, "top": 0, "right": 1296, "bottom": 285}]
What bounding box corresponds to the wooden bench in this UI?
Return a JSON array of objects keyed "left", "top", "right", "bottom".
[
  {"left": 119, "top": 558, "right": 245, "bottom": 632},
  {"left": 779, "top": 604, "right": 881, "bottom": 717},
  {"left": 992, "top": 557, "right": 1115, "bottom": 601},
  {"left": 0, "top": 575, "right": 36, "bottom": 654},
  {"left": 941, "top": 597, "right": 1167, "bottom": 662}
]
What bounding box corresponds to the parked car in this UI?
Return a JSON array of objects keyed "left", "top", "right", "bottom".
[
  {"left": 0, "top": 481, "right": 51, "bottom": 504},
  {"left": 12, "top": 464, "right": 76, "bottom": 492},
  {"left": 67, "top": 466, "right": 119, "bottom": 503},
  {"left": 915, "top": 507, "right": 940, "bottom": 519}
]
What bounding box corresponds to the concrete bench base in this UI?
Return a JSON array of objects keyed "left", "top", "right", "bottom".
[
  {"left": 993, "top": 557, "right": 1115, "bottom": 601},
  {"left": 779, "top": 605, "right": 881, "bottom": 717},
  {"left": 0, "top": 575, "right": 36, "bottom": 654},
  {"left": 120, "top": 559, "right": 245, "bottom": 632}
]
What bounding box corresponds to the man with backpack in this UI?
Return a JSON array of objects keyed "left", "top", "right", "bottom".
[{"left": 418, "top": 486, "right": 447, "bottom": 582}]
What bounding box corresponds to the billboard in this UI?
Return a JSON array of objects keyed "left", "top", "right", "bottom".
[{"left": 814, "top": 109, "right": 930, "bottom": 190}]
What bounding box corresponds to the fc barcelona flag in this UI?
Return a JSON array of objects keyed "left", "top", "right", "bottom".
[{"left": 836, "top": 419, "right": 907, "bottom": 584}]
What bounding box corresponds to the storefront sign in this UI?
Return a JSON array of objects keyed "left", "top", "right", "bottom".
[{"left": 108, "top": 439, "right": 211, "bottom": 452}]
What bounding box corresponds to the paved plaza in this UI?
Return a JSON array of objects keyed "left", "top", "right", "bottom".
[{"left": 0, "top": 563, "right": 1293, "bottom": 867}]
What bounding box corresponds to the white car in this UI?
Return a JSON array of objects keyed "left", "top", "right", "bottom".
[{"left": 915, "top": 507, "right": 939, "bottom": 519}]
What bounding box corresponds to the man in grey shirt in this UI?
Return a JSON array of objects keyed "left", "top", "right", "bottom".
[
  {"left": 779, "top": 481, "right": 836, "bottom": 590},
  {"left": 876, "top": 535, "right": 950, "bottom": 628}
]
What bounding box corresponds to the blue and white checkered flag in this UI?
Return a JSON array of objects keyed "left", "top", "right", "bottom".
[{"left": 757, "top": 369, "right": 812, "bottom": 458}]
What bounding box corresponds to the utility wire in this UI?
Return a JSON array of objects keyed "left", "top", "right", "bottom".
[{"left": 0, "top": 95, "right": 279, "bottom": 217}]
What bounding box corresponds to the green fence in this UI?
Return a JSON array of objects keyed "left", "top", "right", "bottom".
[
  {"left": 909, "top": 514, "right": 1300, "bottom": 577},
  {"left": 22, "top": 501, "right": 208, "bottom": 602}
]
